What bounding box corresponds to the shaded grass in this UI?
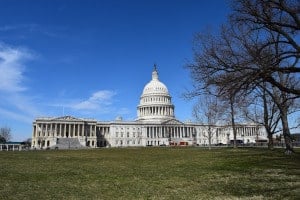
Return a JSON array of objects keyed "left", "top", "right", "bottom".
[{"left": 0, "top": 148, "right": 299, "bottom": 199}]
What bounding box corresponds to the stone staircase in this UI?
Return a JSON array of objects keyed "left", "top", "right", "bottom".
[{"left": 52, "top": 138, "right": 86, "bottom": 149}]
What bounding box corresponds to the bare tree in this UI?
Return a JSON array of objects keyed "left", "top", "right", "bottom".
[
  {"left": 270, "top": 73, "right": 296, "bottom": 153},
  {"left": 186, "top": 0, "right": 299, "bottom": 153},
  {"left": 230, "top": 0, "right": 300, "bottom": 95},
  {"left": 21, "top": 138, "right": 32, "bottom": 149},
  {"left": 0, "top": 126, "right": 12, "bottom": 142},
  {"left": 193, "top": 94, "right": 223, "bottom": 149},
  {"left": 243, "top": 84, "right": 281, "bottom": 149}
]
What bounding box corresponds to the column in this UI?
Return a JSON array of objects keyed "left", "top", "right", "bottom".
[
  {"left": 146, "top": 127, "right": 148, "bottom": 138},
  {"left": 88, "top": 125, "right": 91, "bottom": 137},
  {"left": 152, "top": 127, "right": 154, "bottom": 138},
  {"left": 68, "top": 123, "right": 70, "bottom": 137},
  {"left": 45, "top": 124, "right": 48, "bottom": 137},
  {"left": 35, "top": 124, "right": 38, "bottom": 138},
  {"left": 74, "top": 124, "right": 76, "bottom": 138},
  {"left": 73, "top": 124, "right": 75, "bottom": 137},
  {"left": 179, "top": 127, "right": 182, "bottom": 138},
  {"left": 50, "top": 123, "right": 53, "bottom": 137},
  {"left": 59, "top": 124, "right": 62, "bottom": 137},
  {"left": 78, "top": 124, "right": 81, "bottom": 137},
  {"left": 159, "top": 127, "right": 162, "bottom": 138},
  {"left": 55, "top": 123, "right": 57, "bottom": 137},
  {"left": 63, "top": 123, "right": 66, "bottom": 137}
]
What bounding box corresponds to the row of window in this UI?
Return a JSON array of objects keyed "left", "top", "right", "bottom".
[
  {"left": 115, "top": 132, "right": 142, "bottom": 138},
  {"left": 115, "top": 139, "right": 141, "bottom": 145},
  {"left": 35, "top": 131, "right": 95, "bottom": 137},
  {"left": 115, "top": 127, "right": 140, "bottom": 131},
  {"left": 197, "top": 129, "right": 263, "bottom": 137},
  {"left": 142, "top": 96, "right": 170, "bottom": 103}
]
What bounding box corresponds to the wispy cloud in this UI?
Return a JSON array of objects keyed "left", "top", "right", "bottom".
[
  {"left": 71, "top": 90, "right": 116, "bottom": 111},
  {"left": 0, "top": 24, "right": 67, "bottom": 39},
  {"left": 0, "top": 43, "right": 39, "bottom": 124},
  {"left": 0, "top": 107, "right": 32, "bottom": 124},
  {"left": 0, "top": 24, "right": 38, "bottom": 32},
  {"left": 0, "top": 43, "right": 33, "bottom": 92}
]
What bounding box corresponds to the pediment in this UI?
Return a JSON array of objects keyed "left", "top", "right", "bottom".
[
  {"left": 162, "top": 119, "right": 184, "bottom": 125},
  {"left": 54, "top": 116, "right": 82, "bottom": 121}
]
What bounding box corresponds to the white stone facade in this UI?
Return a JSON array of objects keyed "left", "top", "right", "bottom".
[{"left": 32, "top": 66, "right": 268, "bottom": 149}]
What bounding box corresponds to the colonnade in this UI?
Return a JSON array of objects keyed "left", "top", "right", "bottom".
[
  {"left": 0, "top": 144, "right": 21, "bottom": 151},
  {"left": 235, "top": 126, "right": 259, "bottom": 137},
  {"left": 97, "top": 126, "right": 110, "bottom": 137},
  {"left": 216, "top": 126, "right": 260, "bottom": 137},
  {"left": 33, "top": 122, "right": 97, "bottom": 138},
  {"left": 146, "top": 126, "right": 194, "bottom": 138},
  {"left": 139, "top": 106, "right": 174, "bottom": 117}
]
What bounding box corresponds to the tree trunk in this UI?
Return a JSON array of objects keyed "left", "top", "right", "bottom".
[
  {"left": 263, "top": 93, "right": 273, "bottom": 150},
  {"left": 208, "top": 126, "right": 212, "bottom": 150},
  {"left": 230, "top": 97, "right": 237, "bottom": 148},
  {"left": 280, "top": 107, "right": 294, "bottom": 153},
  {"left": 267, "top": 131, "right": 274, "bottom": 150}
]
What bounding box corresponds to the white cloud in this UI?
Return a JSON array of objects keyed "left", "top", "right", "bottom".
[
  {"left": 0, "top": 43, "right": 32, "bottom": 92},
  {"left": 0, "top": 107, "right": 32, "bottom": 124},
  {"left": 0, "top": 43, "right": 40, "bottom": 126},
  {"left": 71, "top": 90, "right": 116, "bottom": 111},
  {"left": 0, "top": 24, "right": 37, "bottom": 32}
]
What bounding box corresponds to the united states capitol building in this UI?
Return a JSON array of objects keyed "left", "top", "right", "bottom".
[{"left": 31, "top": 66, "right": 267, "bottom": 149}]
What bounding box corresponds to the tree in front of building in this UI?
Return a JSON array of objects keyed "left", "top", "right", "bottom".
[
  {"left": 0, "top": 126, "right": 12, "bottom": 143},
  {"left": 192, "top": 94, "right": 224, "bottom": 149},
  {"left": 21, "top": 138, "right": 32, "bottom": 149},
  {"left": 186, "top": 0, "right": 299, "bottom": 153}
]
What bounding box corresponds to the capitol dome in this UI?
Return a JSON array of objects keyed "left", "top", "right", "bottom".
[
  {"left": 142, "top": 69, "right": 169, "bottom": 95},
  {"left": 137, "top": 65, "right": 175, "bottom": 121}
]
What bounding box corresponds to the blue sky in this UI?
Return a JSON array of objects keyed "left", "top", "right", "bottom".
[{"left": 0, "top": 0, "right": 231, "bottom": 141}]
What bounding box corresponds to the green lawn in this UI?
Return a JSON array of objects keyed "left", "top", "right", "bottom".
[{"left": 0, "top": 148, "right": 299, "bottom": 200}]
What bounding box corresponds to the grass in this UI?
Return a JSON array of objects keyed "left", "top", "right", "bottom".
[{"left": 0, "top": 147, "right": 299, "bottom": 200}]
